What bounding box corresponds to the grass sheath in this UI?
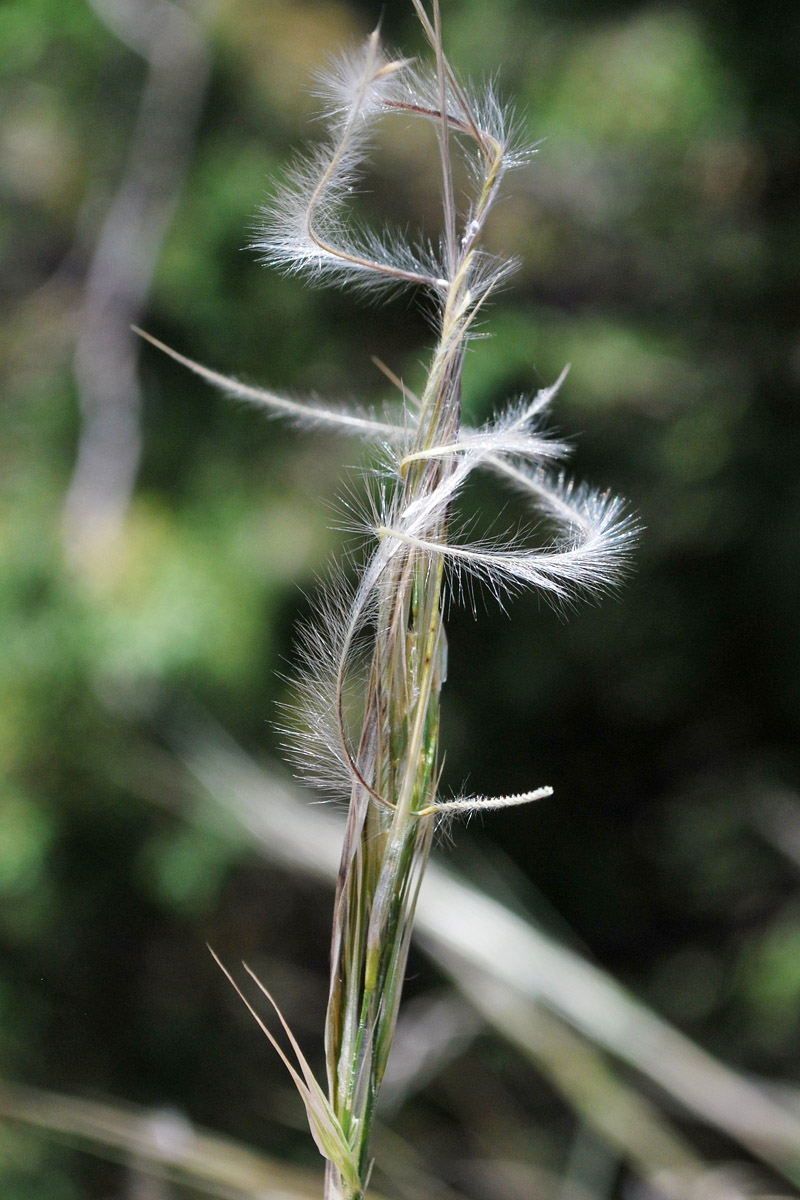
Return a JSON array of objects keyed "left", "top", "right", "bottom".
[{"left": 139, "top": 2, "right": 636, "bottom": 1195}]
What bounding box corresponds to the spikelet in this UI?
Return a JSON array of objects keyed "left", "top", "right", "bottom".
[{"left": 140, "top": 5, "right": 638, "bottom": 1195}]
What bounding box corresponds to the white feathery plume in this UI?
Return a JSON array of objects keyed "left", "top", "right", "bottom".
[
  {"left": 419, "top": 785, "right": 554, "bottom": 817},
  {"left": 312, "top": 41, "right": 413, "bottom": 128},
  {"left": 280, "top": 573, "right": 364, "bottom": 799},
  {"left": 253, "top": 30, "right": 445, "bottom": 293},
  {"left": 379, "top": 485, "right": 636, "bottom": 604},
  {"left": 399, "top": 366, "right": 572, "bottom": 470},
  {"left": 132, "top": 328, "right": 400, "bottom": 439}
]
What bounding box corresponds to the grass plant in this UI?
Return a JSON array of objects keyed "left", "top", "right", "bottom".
[{"left": 139, "top": 3, "right": 636, "bottom": 1196}]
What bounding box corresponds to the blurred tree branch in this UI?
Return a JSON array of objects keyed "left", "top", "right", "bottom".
[
  {"left": 171, "top": 722, "right": 800, "bottom": 1191},
  {"left": 0, "top": 1077, "right": 332, "bottom": 1200},
  {"left": 63, "top": 0, "right": 211, "bottom": 573}
]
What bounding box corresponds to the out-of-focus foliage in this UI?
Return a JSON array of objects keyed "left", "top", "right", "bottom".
[{"left": 1, "top": 0, "right": 799, "bottom": 1196}]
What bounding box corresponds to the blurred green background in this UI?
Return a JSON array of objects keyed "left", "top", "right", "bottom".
[{"left": 2, "top": 0, "right": 800, "bottom": 1195}]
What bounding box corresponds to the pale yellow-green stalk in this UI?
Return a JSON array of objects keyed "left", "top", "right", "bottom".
[{"left": 138, "top": 3, "right": 636, "bottom": 1195}]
